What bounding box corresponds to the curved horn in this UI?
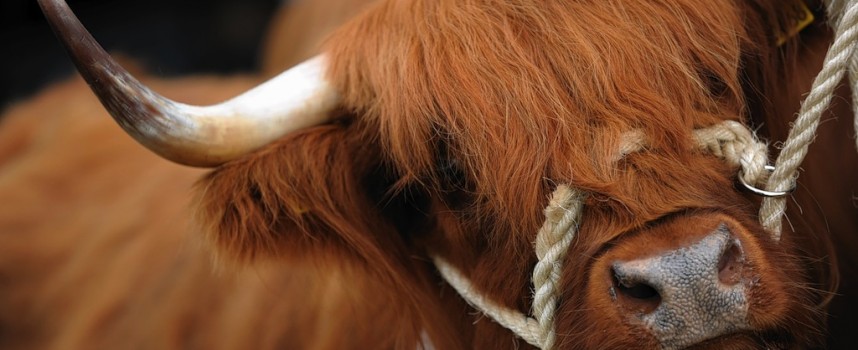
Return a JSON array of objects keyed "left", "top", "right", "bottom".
[{"left": 37, "top": 0, "right": 340, "bottom": 167}]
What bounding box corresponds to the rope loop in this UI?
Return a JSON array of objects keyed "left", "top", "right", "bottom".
[{"left": 693, "top": 120, "right": 770, "bottom": 187}]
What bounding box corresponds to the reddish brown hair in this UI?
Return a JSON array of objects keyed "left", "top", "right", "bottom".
[{"left": 197, "top": 0, "right": 839, "bottom": 348}]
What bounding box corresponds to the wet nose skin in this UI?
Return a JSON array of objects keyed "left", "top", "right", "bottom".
[{"left": 611, "top": 224, "right": 750, "bottom": 350}]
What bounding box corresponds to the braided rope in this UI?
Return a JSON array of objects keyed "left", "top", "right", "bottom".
[
  {"left": 827, "top": 0, "right": 851, "bottom": 29},
  {"left": 616, "top": 129, "right": 647, "bottom": 161},
  {"left": 432, "top": 256, "right": 543, "bottom": 347},
  {"left": 760, "top": 1, "right": 858, "bottom": 238},
  {"left": 620, "top": 121, "right": 770, "bottom": 186},
  {"left": 851, "top": 49, "right": 858, "bottom": 153},
  {"left": 532, "top": 185, "right": 586, "bottom": 350},
  {"left": 693, "top": 121, "right": 769, "bottom": 186},
  {"left": 432, "top": 185, "right": 585, "bottom": 349}
]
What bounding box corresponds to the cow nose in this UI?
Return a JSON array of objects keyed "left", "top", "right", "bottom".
[{"left": 610, "top": 225, "right": 750, "bottom": 350}]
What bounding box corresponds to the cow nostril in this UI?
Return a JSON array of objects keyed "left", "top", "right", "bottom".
[
  {"left": 611, "top": 270, "right": 661, "bottom": 314},
  {"left": 618, "top": 281, "right": 659, "bottom": 300},
  {"left": 717, "top": 239, "right": 744, "bottom": 286}
]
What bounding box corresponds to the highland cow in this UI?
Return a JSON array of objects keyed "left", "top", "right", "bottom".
[{"left": 1, "top": 0, "right": 857, "bottom": 349}]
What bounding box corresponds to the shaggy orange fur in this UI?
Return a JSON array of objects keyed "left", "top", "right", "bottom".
[
  {"left": 2, "top": 0, "right": 856, "bottom": 349},
  {"left": 260, "top": 0, "right": 375, "bottom": 75},
  {"left": 200, "top": 0, "right": 849, "bottom": 347},
  {"left": 0, "top": 74, "right": 447, "bottom": 350}
]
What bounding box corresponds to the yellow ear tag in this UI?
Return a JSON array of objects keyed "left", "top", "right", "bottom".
[{"left": 777, "top": 1, "right": 815, "bottom": 46}]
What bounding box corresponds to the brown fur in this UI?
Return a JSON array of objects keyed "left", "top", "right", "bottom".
[
  {"left": 260, "top": 0, "right": 374, "bottom": 75},
  {"left": 2, "top": 0, "right": 856, "bottom": 349},
  {"left": 203, "top": 0, "right": 849, "bottom": 347},
  {"left": 0, "top": 74, "right": 439, "bottom": 350}
]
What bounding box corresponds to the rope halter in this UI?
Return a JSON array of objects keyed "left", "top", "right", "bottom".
[
  {"left": 760, "top": 0, "right": 858, "bottom": 239},
  {"left": 431, "top": 121, "right": 770, "bottom": 349},
  {"left": 433, "top": 185, "right": 585, "bottom": 349},
  {"left": 432, "top": 2, "right": 858, "bottom": 347}
]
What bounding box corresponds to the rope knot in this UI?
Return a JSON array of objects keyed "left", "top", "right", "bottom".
[
  {"left": 693, "top": 120, "right": 769, "bottom": 187},
  {"left": 619, "top": 121, "right": 769, "bottom": 188}
]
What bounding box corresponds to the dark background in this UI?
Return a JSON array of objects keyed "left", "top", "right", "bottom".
[{"left": 0, "top": 0, "right": 282, "bottom": 110}]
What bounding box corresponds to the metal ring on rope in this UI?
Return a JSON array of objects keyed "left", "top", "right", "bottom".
[{"left": 738, "top": 165, "right": 795, "bottom": 198}]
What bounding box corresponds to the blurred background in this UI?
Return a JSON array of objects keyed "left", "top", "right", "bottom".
[{"left": 0, "top": 0, "right": 282, "bottom": 111}]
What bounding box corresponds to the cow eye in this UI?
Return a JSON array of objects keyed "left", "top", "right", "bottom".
[
  {"left": 700, "top": 68, "right": 728, "bottom": 99},
  {"left": 434, "top": 138, "right": 468, "bottom": 192},
  {"left": 440, "top": 157, "right": 467, "bottom": 190},
  {"left": 435, "top": 153, "right": 474, "bottom": 212}
]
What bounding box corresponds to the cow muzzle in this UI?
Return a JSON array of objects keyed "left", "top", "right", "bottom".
[{"left": 610, "top": 225, "right": 750, "bottom": 349}]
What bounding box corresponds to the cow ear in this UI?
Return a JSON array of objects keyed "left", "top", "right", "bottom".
[
  {"left": 193, "top": 123, "right": 403, "bottom": 263},
  {"left": 736, "top": 0, "right": 813, "bottom": 48}
]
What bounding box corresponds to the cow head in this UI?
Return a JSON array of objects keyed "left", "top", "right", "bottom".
[{"left": 40, "top": 0, "right": 834, "bottom": 348}]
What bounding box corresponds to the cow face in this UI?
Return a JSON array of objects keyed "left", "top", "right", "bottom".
[
  {"left": 40, "top": 0, "right": 832, "bottom": 348},
  {"left": 308, "top": 0, "right": 827, "bottom": 348}
]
